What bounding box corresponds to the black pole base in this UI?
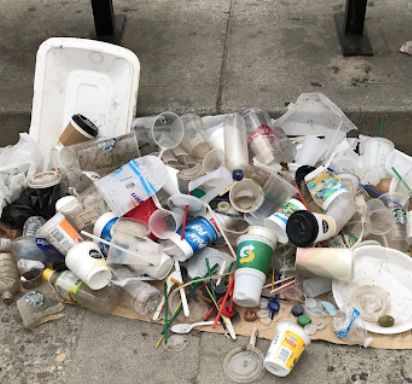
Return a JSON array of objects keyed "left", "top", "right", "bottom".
[
  {"left": 95, "top": 14, "right": 125, "bottom": 45},
  {"left": 334, "top": 13, "right": 373, "bottom": 57}
]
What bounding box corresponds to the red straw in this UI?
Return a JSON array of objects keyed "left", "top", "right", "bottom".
[
  {"left": 212, "top": 275, "right": 234, "bottom": 329},
  {"left": 203, "top": 297, "right": 224, "bottom": 320},
  {"left": 295, "top": 185, "right": 310, "bottom": 211}
]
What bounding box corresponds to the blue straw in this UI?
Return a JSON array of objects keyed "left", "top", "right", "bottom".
[{"left": 361, "top": 184, "right": 402, "bottom": 207}]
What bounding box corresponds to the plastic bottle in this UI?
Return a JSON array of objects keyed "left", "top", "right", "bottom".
[
  {"left": 0, "top": 252, "right": 20, "bottom": 303},
  {"left": 223, "top": 113, "right": 249, "bottom": 174},
  {"left": 333, "top": 307, "right": 373, "bottom": 348},
  {"left": 242, "top": 108, "right": 282, "bottom": 165},
  {"left": 43, "top": 268, "right": 120, "bottom": 315},
  {"left": 270, "top": 122, "right": 297, "bottom": 163},
  {"left": 121, "top": 280, "right": 162, "bottom": 315}
]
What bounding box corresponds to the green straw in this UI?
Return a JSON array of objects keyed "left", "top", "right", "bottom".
[
  {"left": 163, "top": 282, "right": 168, "bottom": 344},
  {"left": 391, "top": 166, "right": 412, "bottom": 193},
  {"left": 205, "top": 258, "right": 217, "bottom": 302},
  {"left": 379, "top": 118, "right": 384, "bottom": 137}
]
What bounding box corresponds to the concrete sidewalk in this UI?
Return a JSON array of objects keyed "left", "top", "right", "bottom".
[{"left": 2, "top": 0, "right": 412, "bottom": 383}]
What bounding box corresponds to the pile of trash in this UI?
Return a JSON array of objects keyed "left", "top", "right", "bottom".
[{"left": 2, "top": 37, "right": 412, "bottom": 380}]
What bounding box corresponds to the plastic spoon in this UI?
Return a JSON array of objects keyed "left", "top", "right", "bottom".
[{"left": 171, "top": 321, "right": 221, "bottom": 334}]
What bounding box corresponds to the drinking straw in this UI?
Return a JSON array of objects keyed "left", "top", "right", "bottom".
[
  {"left": 360, "top": 185, "right": 402, "bottom": 207},
  {"left": 271, "top": 267, "right": 275, "bottom": 291},
  {"left": 205, "top": 285, "right": 233, "bottom": 336},
  {"left": 163, "top": 282, "right": 168, "bottom": 344},
  {"left": 171, "top": 278, "right": 211, "bottom": 303},
  {"left": 391, "top": 166, "right": 412, "bottom": 193},
  {"left": 156, "top": 300, "right": 182, "bottom": 348},
  {"left": 379, "top": 118, "right": 384, "bottom": 138},
  {"left": 180, "top": 189, "right": 191, "bottom": 240},
  {"left": 295, "top": 185, "right": 311, "bottom": 211},
  {"left": 213, "top": 276, "right": 234, "bottom": 328}
]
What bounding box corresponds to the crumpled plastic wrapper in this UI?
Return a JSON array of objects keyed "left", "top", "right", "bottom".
[{"left": 400, "top": 41, "right": 412, "bottom": 56}]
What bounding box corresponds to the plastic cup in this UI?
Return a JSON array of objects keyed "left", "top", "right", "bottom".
[
  {"left": 361, "top": 137, "right": 395, "bottom": 177},
  {"left": 233, "top": 230, "right": 278, "bottom": 308},
  {"left": 55, "top": 196, "right": 83, "bottom": 215},
  {"left": 338, "top": 174, "right": 360, "bottom": 198},
  {"left": 250, "top": 172, "right": 297, "bottom": 221},
  {"left": 365, "top": 199, "right": 395, "bottom": 235},
  {"left": 229, "top": 179, "right": 263, "bottom": 213},
  {"left": 162, "top": 166, "right": 181, "bottom": 196},
  {"left": 243, "top": 108, "right": 282, "bottom": 165},
  {"left": 330, "top": 155, "right": 359, "bottom": 175},
  {"left": 295, "top": 134, "right": 328, "bottom": 166},
  {"left": 386, "top": 150, "right": 412, "bottom": 180},
  {"left": 65, "top": 241, "right": 111, "bottom": 290},
  {"left": 264, "top": 322, "right": 311, "bottom": 377},
  {"left": 223, "top": 218, "right": 250, "bottom": 246},
  {"left": 263, "top": 198, "right": 307, "bottom": 244},
  {"left": 224, "top": 113, "right": 249, "bottom": 173},
  {"left": 203, "top": 149, "right": 225, "bottom": 174},
  {"left": 58, "top": 114, "right": 98, "bottom": 147},
  {"left": 295, "top": 247, "right": 355, "bottom": 282},
  {"left": 325, "top": 194, "right": 357, "bottom": 233},
  {"left": 180, "top": 114, "right": 212, "bottom": 159},
  {"left": 286, "top": 211, "right": 337, "bottom": 247},
  {"left": 37, "top": 212, "right": 84, "bottom": 255},
  {"left": 149, "top": 209, "right": 185, "bottom": 239}
]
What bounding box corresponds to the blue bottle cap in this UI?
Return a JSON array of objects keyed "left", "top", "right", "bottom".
[{"left": 232, "top": 170, "right": 244, "bottom": 181}]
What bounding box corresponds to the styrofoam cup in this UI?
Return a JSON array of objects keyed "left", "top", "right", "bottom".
[
  {"left": 264, "top": 322, "right": 311, "bottom": 377},
  {"left": 295, "top": 134, "right": 328, "bottom": 166},
  {"left": 65, "top": 241, "right": 111, "bottom": 290},
  {"left": 149, "top": 208, "right": 185, "bottom": 239}
]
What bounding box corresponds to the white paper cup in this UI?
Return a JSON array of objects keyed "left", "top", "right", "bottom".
[
  {"left": 65, "top": 241, "right": 111, "bottom": 290},
  {"left": 264, "top": 322, "right": 311, "bottom": 377},
  {"left": 131, "top": 252, "right": 174, "bottom": 280},
  {"left": 233, "top": 268, "right": 266, "bottom": 308},
  {"left": 229, "top": 179, "right": 263, "bottom": 213}
]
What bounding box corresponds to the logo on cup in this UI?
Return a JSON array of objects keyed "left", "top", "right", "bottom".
[
  {"left": 89, "top": 249, "right": 102, "bottom": 259},
  {"left": 239, "top": 244, "right": 255, "bottom": 264},
  {"left": 322, "top": 220, "right": 329, "bottom": 234}
]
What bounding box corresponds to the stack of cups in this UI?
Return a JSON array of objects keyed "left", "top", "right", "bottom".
[{"left": 233, "top": 227, "right": 278, "bottom": 307}]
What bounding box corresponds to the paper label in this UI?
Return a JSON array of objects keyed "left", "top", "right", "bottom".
[
  {"left": 269, "top": 329, "right": 308, "bottom": 372},
  {"left": 247, "top": 125, "right": 277, "bottom": 147},
  {"left": 306, "top": 169, "right": 346, "bottom": 208},
  {"left": 48, "top": 219, "right": 83, "bottom": 254},
  {"left": 236, "top": 239, "right": 273, "bottom": 274},
  {"left": 54, "top": 270, "right": 83, "bottom": 303},
  {"left": 67, "top": 208, "right": 101, "bottom": 230},
  {"left": 99, "top": 217, "right": 118, "bottom": 256}
]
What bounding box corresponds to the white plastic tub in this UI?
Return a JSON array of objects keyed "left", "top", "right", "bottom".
[{"left": 30, "top": 38, "right": 140, "bottom": 158}]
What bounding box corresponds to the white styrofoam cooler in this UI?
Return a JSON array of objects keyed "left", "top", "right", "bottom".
[{"left": 29, "top": 38, "right": 140, "bottom": 157}]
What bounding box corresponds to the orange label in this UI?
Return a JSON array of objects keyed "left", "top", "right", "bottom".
[{"left": 59, "top": 219, "right": 83, "bottom": 244}]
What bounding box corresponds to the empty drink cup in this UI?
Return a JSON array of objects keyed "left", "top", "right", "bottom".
[
  {"left": 224, "top": 113, "right": 249, "bottom": 174},
  {"left": 326, "top": 193, "right": 357, "bottom": 233},
  {"left": 269, "top": 123, "right": 297, "bottom": 163},
  {"left": 229, "top": 179, "right": 263, "bottom": 213},
  {"left": 294, "top": 134, "right": 328, "bottom": 167},
  {"left": 203, "top": 149, "right": 225, "bottom": 174},
  {"left": 149, "top": 209, "right": 185, "bottom": 239},
  {"left": 250, "top": 172, "right": 297, "bottom": 222},
  {"left": 365, "top": 199, "right": 395, "bottom": 235},
  {"left": 223, "top": 217, "right": 250, "bottom": 246},
  {"left": 180, "top": 114, "right": 212, "bottom": 159},
  {"left": 360, "top": 137, "right": 395, "bottom": 178},
  {"left": 58, "top": 114, "right": 98, "bottom": 148},
  {"left": 60, "top": 130, "right": 141, "bottom": 172},
  {"left": 243, "top": 108, "right": 282, "bottom": 165}
]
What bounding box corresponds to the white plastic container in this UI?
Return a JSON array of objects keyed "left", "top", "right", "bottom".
[
  {"left": 264, "top": 322, "right": 311, "bottom": 377},
  {"left": 29, "top": 38, "right": 140, "bottom": 160},
  {"left": 65, "top": 241, "right": 111, "bottom": 290}
]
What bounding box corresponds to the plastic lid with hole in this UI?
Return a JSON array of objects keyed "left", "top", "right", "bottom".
[
  {"left": 223, "top": 346, "right": 265, "bottom": 383},
  {"left": 29, "top": 171, "right": 61, "bottom": 189}
]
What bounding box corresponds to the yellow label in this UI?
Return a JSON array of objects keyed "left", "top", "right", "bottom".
[{"left": 273, "top": 330, "right": 307, "bottom": 371}]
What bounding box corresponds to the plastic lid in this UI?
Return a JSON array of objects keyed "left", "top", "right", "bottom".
[
  {"left": 363, "top": 337, "right": 373, "bottom": 348},
  {"left": 72, "top": 114, "right": 98, "bottom": 137},
  {"left": 292, "top": 304, "right": 304, "bottom": 317},
  {"left": 268, "top": 299, "right": 280, "bottom": 313},
  {"left": 295, "top": 165, "right": 316, "bottom": 188},
  {"left": 167, "top": 194, "right": 207, "bottom": 216},
  {"left": 286, "top": 211, "right": 319, "bottom": 247},
  {"left": 55, "top": 196, "right": 78, "bottom": 212},
  {"left": 233, "top": 170, "right": 244, "bottom": 181},
  {"left": 29, "top": 171, "right": 61, "bottom": 189},
  {"left": 304, "top": 323, "right": 317, "bottom": 336},
  {"left": 297, "top": 315, "right": 312, "bottom": 327},
  {"left": 42, "top": 268, "right": 54, "bottom": 281},
  {"left": 223, "top": 346, "right": 265, "bottom": 383},
  {"left": 305, "top": 298, "right": 317, "bottom": 309}
]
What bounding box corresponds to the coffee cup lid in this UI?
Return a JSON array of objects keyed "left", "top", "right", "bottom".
[
  {"left": 286, "top": 211, "right": 318, "bottom": 247},
  {"left": 29, "top": 171, "right": 61, "bottom": 189},
  {"left": 71, "top": 114, "right": 98, "bottom": 138},
  {"left": 295, "top": 166, "right": 316, "bottom": 188}
]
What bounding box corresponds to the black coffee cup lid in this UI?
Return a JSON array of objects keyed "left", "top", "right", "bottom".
[
  {"left": 295, "top": 166, "right": 316, "bottom": 189},
  {"left": 72, "top": 114, "right": 98, "bottom": 137},
  {"left": 286, "top": 210, "right": 319, "bottom": 247}
]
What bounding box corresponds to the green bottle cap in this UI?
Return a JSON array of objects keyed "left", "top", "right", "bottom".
[
  {"left": 190, "top": 188, "right": 206, "bottom": 198},
  {"left": 297, "top": 315, "right": 312, "bottom": 327}
]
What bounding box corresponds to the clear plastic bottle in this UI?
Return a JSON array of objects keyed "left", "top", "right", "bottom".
[
  {"left": 43, "top": 269, "right": 120, "bottom": 315},
  {"left": 270, "top": 122, "right": 297, "bottom": 163},
  {"left": 60, "top": 131, "right": 141, "bottom": 171},
  {"left": 0, "top": 252, "right": 20, "bottom": 303},
  {"left": 242, "top": 108, "right": 282, "bottom": 165},
  {"left": 122, "top": 281, "right": 162, "bottom": 315},
  {"left": 223, "top": 113, "right": 249, "bottom": 174}
]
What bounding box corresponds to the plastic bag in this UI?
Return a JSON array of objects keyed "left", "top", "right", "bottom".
[
  {"left": 333, "top": 306, "right": 373, "bottom": 348},
  {"left": 0, "top": 133, "right": 43, "bottom": 217}
]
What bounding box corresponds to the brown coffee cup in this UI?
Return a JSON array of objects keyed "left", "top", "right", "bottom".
[{"left": 58, "top": 114, "right": 98, "bottom": 147}]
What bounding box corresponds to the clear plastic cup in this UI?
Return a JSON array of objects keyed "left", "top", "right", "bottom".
[
  {"left": 180, "top": 114, "right": 212, "bottom": 159},
  {"left": 60, "top": 131, "right": 141, "bottom": 171},
  {"left": 203, "top": 149, "right": 225, "bottom": 174},
  {"left": 242, "top": 108, "right": 282, "bottom": 165},
  {"left": 250, "top": 172, "right": 297, "bottom": 221},
  {"left": 385, "top": 150, "right": 412, "bottom": 179},
  {"left": 149, "top": 209, "right": 185, "bottom": 239},
  {"left": 326, "top": 194, "right": 357, "bottom": 234},
  {"left": 271, "top": 125, "right": 297, "bottom": 164},
  {"left": 365, "top": 199, "right": 395, "bottom": 235},
  {"left": 223, "top": 113, "right": 249, "bottom": 173},
  {"left": 223, "top": 217, "right": 250, "bottom": 246},
  {"left": 361, "top": 137, "right": 395, "bottom": 178},
  {"left": 295, "top": 134, "right": 329, "bottom": 166}
]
